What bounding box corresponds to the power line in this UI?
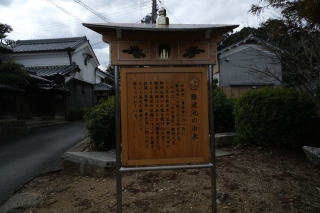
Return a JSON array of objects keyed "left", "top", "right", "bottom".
[
  {"left": 11, "top": 5, "right": 152, "bottom": 35},
  {"left": 13, "top": 1, "right": 152, "bottom": 33},
  {"left": 91, "top": 41, "right": 104, "bottom": 46},
  {"left": 74, "top": 0, "right": 113, "bottom": 23},
  {"left": 46, "top": 0, "right": 84, "bottom": 22}
]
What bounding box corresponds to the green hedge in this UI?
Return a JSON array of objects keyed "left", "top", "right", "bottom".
[
  {"left": 233, "top": 87, "right": 317, "bottom": 148},
  {"left": 83, "top": 97, "right": 116, "bottom": 151},
  {"left": 213, "top": 88, "right": 237, "bottom": 133}
]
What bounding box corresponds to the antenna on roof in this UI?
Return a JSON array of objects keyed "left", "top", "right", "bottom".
[
  {"left": 46, "top": 0, "right": 84, "bottom": 22},
  {"left": 74, "top": 0, "right": 114, "bottom": 23}
]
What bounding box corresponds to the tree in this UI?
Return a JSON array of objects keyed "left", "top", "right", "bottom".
[
  {"left": 0, "top": 23, "right": 18, "bottom": 47},
  {"left": 237, "top": 1, "right": 320, "bottom": 98},
  {"left": 140, "top": 2, "right": 159, "bottom": 23},
  {"left": 217, "top": 27, "right": 256, "bottom": 51},
  {"left": 249, "top": 0, "right": 320, "bottom": 33},
  {"left": 106, "top": 64, "right": 115, "bottom": 76},
  {"left": 0, "top": 61, "right": 30, "bottom": 85}
]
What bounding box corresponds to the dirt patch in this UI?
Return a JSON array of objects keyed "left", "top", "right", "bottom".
[{"left": 14, "top": 146, "right": 320, "bottom": 213}]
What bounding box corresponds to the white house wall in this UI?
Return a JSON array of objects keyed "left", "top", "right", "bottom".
[
  {"left": 96, "top": 75, "right": 103, "bottom": 83},
  {"left": 1, "top": 52, "right": 69, "bottom": 67},
  {"left": 69, "top": 42, "right": 99, "bottom": 84},
  {"left": 219, "top": 44, "right": 282, "bottom": 87}
]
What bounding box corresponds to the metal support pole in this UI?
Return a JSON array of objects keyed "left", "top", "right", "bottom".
[
  {"left": 152, "top": 0, "right": 156, "bottom": 23},
  {"left": 115, "top": 65, "right": 122, "bottom": 213},
  {"left": 209, "top": 64, "right": 217, "bottom": 213}
]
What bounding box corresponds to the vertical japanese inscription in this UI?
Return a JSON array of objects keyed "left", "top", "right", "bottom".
[
  {"left": 131, "top": 74, "right": 188, "bottom": 152},
  {"left": 123, "top": 67, "right": 210, "bottom": 165}
]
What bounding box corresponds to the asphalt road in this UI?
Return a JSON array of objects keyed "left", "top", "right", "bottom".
[{"left": 0, "top": 121, "right": 86, "bottom": 205}]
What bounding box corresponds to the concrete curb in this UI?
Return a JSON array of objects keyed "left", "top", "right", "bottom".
[
  {"left": 27, "top": 121, "right": 69, "bottom": 130},
  {"left": 60, "top": 135, "right": 234, "bottom": 178},
  {"left": 61, "top": 138, "right": 89, "bottom": 160}
]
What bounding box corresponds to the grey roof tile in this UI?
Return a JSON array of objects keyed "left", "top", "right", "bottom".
[
  {"left": 0, "top": 43, "right": 13, "bottom": 52},
  {"left": 94, "top": 82, "right": 113, "bottom": 91},
  {"left": 96, "top": 67, "right": 108, "bottom": 78},
  {"left": 96, "top": 67, "right": 114, "bottom": 82},
  {"left": 33, "top": 84, "right": 69, "bottom": 92},
  {"left": 29, "top": 74, "right": 54, "bottom": 83},
  {"left": 24, "top": 62, "right": 80, "bottom": 77},
  {"left": 0, "top": 83, "right": 25, "bottom": 92},
  {"left": 12, "top": 37, "right": 87, "bottom": 52}
]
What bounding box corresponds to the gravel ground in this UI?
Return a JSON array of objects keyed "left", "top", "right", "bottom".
[{"left": 11, "top": 146, "right": 320, "bottom": 213}]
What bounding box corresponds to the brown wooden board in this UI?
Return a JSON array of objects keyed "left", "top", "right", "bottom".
[
  {"left": 118, "top": 41, "right": 150, "bottom": 60},
  {"left": 103, "top": 31, "right": 222, "bottom": 66},
  {"left": 121, "top": 67, "right": 210, "bottom": 166}
]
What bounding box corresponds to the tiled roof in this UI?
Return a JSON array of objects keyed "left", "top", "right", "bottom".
[
  {"left": 12, "top": 37, "right": 87, "bottom": 52},
  {"left": 96, "top": 67, "right": 114, "bottom": 82},
  {"left": 29, "top": 74, "right": 54, "bottom": 84},
  {"left": 24, "top": 62, "right": 80, "bottom": 77},
  {"left": 0, "top": 83, "right": 25, "bottom": 92},
  {"left": 0, "top": 43, "right": 13, "bottom": 52},
  {"left": 218, "top": 35, "right": 259, "bottom": 54},
  {"left": 105, "top": 72, "right": 114, "bottom": 81},
  {"left": 33, "top": 84, "right": 69, "bottom": 92},
  {"left": 96, "top": 67, "right": 108, "bottom": 78},
  {"left": 94, "top": 82, "right": 113, "bottom": 91}
]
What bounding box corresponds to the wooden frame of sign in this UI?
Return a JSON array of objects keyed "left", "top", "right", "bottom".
[{"left": 121, "top": 67, "right": 210, "bottom": 166}]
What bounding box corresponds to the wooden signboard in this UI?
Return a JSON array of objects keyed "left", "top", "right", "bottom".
[
  {"left": 102, "top": 31, "right": 222, "bottom": 66},
  {"left": 121, "top": 67, "right": 210, "bottom": 166}
]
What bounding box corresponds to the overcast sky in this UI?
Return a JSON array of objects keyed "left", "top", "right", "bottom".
[{"left": 0, "top": 0, "right": 265, "bottom": 69}]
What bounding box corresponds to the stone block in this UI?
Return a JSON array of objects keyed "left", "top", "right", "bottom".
[
  {"left": 62, "top": 151, "right": 116, "bottom": 178},
  {"left": 302, "top": 146, "right": 320, "bottom": 166},
  {"left": 215, "top": 132, "right": 237, "bottom": 147},
  {"left": 61, "top": 160, "right": 80, "bottom": 176}
]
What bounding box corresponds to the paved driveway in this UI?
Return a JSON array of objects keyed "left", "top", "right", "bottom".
[{"left": 0, "top": 121, "right": 86, "bottom": 205}]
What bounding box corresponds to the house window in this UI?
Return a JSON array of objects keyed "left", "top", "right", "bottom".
[
  {"left": 84, "top": 58, "right": 87, "bottom": 66},
  {"left": 247, "top": 86, "right": 257, "bottom": 90}
]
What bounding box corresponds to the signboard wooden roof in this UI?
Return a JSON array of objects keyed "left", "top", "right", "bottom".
[{"left": 82, "top": 23, "right": 239, "bottom": 66}]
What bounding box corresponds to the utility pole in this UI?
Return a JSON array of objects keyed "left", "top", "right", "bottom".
[{"left": 152, "top": 0, "right": 156, "bottom": 23}]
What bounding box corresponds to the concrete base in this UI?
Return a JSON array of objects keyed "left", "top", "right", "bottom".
[
  {"left": 62, "top": 148, "right": 230, "bottom": 178},
  {"left": 215, "top": 149, "right": 231, "bottom": 157},
  {"left": 302, "top": 146, "right": 320, "bottom": 166},
  {"left": 62, "top": 152, "right": 116, "bottom": 177},
  {"left": 215, "top": 132, "right": 237, "bottom": 147}
]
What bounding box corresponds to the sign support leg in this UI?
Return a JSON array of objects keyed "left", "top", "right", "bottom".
[
  {"left": 115, "top": 65, "right": 122, "bottom": 213},
  {"left": 209, "top": 64, "right": 217, "bottom": 213}
]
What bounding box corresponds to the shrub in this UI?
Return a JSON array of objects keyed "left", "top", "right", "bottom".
[
  {"left": 66, "top": 108, "right": 85, "bottom": 121},
  {"left": 212, "top": 88, "right": 237, "bottom": 133},
  {"left": 83, "top": 97, "right": 116, "bottom": 151},
  {"left": 0, "top": 60, "right": 30, "bottom": 84},
  {"left": 233, "top": 87, "right": 317, "bottom": 148}
]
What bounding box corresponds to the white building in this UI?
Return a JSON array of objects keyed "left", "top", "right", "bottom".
[{"left": 0, "top": 36, "right": 113, "bottom": 119}]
